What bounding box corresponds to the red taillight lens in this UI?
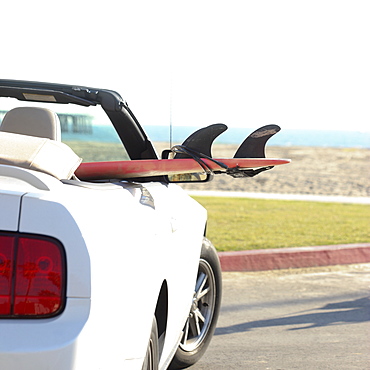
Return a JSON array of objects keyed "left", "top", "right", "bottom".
[
  {"left": 0, "top": 233, "right": 65, "bottom": 318},
  {"left": 0, "top": 236, "right": 14, "bottom": 315}
]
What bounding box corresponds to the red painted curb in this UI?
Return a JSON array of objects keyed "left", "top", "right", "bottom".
[{"left": 218, "top": 243, "right": 370, "bottom": 271}]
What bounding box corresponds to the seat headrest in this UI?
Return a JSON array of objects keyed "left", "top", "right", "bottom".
[{"left": 0, "top": 107, "right": 61, "bottom": 141}]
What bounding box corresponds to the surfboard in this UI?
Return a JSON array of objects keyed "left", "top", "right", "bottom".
[{"left": 75, "top": 157, "right": 290, "bottom": 180}]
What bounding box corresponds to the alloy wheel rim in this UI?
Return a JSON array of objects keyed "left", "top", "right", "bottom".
[{"left": 179, "top": 259, "right": 216, "bottom": 352}]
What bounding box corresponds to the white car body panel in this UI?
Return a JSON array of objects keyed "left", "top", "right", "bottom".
[
  {"left": 0, "top": 191, "right": 21, "bottom": 231},
  {"left": 0, "top": 165, "right": 207, "bottom": 369},
  {"left": 0, "top": 298, "right": 90, "bottom": 369}
]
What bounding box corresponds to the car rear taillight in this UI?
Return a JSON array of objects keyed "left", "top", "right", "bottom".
[{"left": 0, "top": 233, "right": 66, "bottom": 318}]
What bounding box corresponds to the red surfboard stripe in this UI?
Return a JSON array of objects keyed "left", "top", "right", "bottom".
[{"left": 75, "top": 158, "right": 290, "bottom": 180}]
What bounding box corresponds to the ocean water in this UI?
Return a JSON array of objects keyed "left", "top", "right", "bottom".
[
  {"left": 2, "top": 108, "right": 368, "bottom": 148},
  {"left": 61, "top": 125, "right": 369, "bottom": 148},
  {"left": 144, "top": 125, "right": 370, "bottom": 148}
]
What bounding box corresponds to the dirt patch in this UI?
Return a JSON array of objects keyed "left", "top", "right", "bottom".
[{"left": 154, "top": 143, "right": 370, "bottom": 197}]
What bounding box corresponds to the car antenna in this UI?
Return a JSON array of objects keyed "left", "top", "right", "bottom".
[{"left": 169, "top": 77, "right": 173, "bottom": 148}]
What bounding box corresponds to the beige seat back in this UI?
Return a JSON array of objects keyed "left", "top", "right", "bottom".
[
  {"left": 0, "top": 107, "right": 61, "bottom": 141},
  {"left": 0, "top": 107, "right": 81, "bottom": 180},
  {"left": 0, "top": 132, "right": 81, "bottom": 180}
]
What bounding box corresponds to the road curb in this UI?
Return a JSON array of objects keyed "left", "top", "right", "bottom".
[{"left": 218, "top": 243, "right": 370, "bottom": 271}]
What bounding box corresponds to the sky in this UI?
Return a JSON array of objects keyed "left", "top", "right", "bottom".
[{"left": 2, "top": 1, "right": 370, "bottom": 132}]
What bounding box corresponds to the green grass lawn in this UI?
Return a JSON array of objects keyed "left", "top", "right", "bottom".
[{"left": 193, "top": 196, "right": 370, "bottom": 252}]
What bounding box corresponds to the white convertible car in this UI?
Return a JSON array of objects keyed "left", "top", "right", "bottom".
[
  {"left": 0, "top": 80, "right": 286, "bottom": 369},
  {"left": 0, "top": 80, "right": 224, "bottom": 370}
]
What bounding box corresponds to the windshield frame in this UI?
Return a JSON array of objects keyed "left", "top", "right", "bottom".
[{"left": 0, "top": 79, "right": 158, "bottom": 160}]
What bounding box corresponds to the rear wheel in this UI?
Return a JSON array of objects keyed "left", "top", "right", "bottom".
[
  {"left": 169, "top": 237, "right": 222, "bottom": 369},
  {"left": 142, "top": 317, "right": 159, "bottom": 370}
]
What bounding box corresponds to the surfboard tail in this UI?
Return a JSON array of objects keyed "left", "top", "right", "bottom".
[
  {"left": 170, "top": 123, "right": 280, "bottom": 159},
  {"left": 161, "top": 123, "right": 284, "bottom": 179}
]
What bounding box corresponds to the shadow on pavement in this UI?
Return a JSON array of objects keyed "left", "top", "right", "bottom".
[{"left": 215, "top": 296, "right": 370, "bottom": 335}]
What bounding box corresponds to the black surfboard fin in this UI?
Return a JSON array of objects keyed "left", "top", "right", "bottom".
[
  {"left": 174, "top": 123, "right": 228, "bottom": 158},
  {"left": 234, "top": 124, "right": 281, "bottom": 158}
]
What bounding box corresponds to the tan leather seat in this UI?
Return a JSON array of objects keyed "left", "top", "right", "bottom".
[
  {"left": 0, "top": 107, "right": 61, "bottom": 141},
  {"left": 0, "top": 107, "right": 81, "bottom": 180}
]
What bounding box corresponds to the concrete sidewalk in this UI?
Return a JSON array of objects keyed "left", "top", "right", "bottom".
[{"left": 187, "top": 190, "right": 370, "bottom": 271}]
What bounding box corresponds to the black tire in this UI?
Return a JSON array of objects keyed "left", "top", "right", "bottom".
[
  {"left": 142, "top": 317, "right": 159, "bottom": 370},
  {"left": 169, "top": 237, "right": 222, "bottom": 369}
]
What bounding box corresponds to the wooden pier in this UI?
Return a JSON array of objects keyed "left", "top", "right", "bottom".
[
  {"left": 58, "top": 113, "right": 93, "bottom": 134},
  {"left": 0, "top": 111, "right": 93, "bottom": 134}
]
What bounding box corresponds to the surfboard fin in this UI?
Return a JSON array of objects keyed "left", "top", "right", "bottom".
[
  {"left": 234, "top": 124, "right": 281, "bottom": 158},
  {"left": 174, "top": 123, "right": 228, "bottom": 158},
  {"left": 159, "top": 123, "right": 286, "bottom": 181}
]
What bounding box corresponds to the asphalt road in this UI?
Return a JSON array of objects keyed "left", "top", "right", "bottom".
[{"left": 192, "top": 264, "right": 370, "bottom": 370}]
